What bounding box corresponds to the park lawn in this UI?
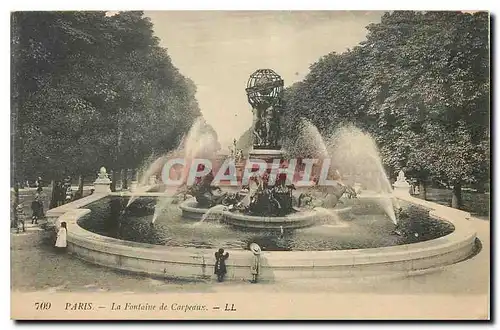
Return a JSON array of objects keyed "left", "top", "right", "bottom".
[{"left": 416, "top": 188, "right": 490, "bottom": 218}]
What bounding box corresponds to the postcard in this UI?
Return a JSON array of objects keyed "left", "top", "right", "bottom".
[{"left": 10, "top": 10, "right": 490, "bottom": 320}]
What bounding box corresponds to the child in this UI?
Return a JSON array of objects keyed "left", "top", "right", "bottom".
[
  {"left": 55, "top": 222, "right": 68, "bottom": 252},
  {"left": 31, "top": 190, "right": 44, "bottom": 224},
  {"left": 15, "top": 204, "right": 26, "bottom": 233},
  {"left": 31, "top": 199, "right": 39, "bottom": 224},
  {"left": 214, "top": 248, "right": 229, "bottom": 282},
  {"left": 65, "top": 186, "right": 73, "bottom": 203},
  {"left": 249, "top": 243, "right": 261, "bottom": 283}
]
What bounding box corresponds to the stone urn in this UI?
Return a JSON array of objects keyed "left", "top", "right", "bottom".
[
  {"left": 393, "top": 170, "right": 411, "bottom": 196},
  {"left": 94, "top": 167, "right": 112, "bottom": 193}
]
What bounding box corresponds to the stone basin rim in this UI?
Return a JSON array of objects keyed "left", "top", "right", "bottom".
[
  {"left": 54, "top": 194, "right": 476, "bottom": 260},
  {"left": 47, "top": 193, "right": 478, "bottom": 280}
]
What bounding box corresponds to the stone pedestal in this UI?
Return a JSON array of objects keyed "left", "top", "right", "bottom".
[
  {"left": 94, "top": 167, "right": 112, "bottom": 193},
  {"left": 248, "top": 148, "right": 283, "bottom": 161},
  {"left": 94, "top": 181, "right": 111, "bottom": 193},
  {"left": 247, "top": 148, "right": 285, "bottom": 187},
  {"left": 148, "top": 175, "right": 157, "bottom": 186},
  {"left": 235, "top": 162, "right": 246, "bottom": 184},
  {"left": 248, "top": 148, "right": 284, "bottom": 172},
  {"left": 129, "top": 181, "right": 138, "bottom": 192}
]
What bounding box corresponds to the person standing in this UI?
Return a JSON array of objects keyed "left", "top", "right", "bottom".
[
  {"left": 33, "top": 188, "right": 45, "bottom": 222},
  {"left": 15, "top": 203, "right": 26, "bottom": 233},
  {"left": 61, "top": 176, "right": 72, "bottom": 204},
  {"left": 35, "top": 176, "right": 43, "bottom": 191},
  {"left": 249, "top": 243, "right": 262, "bottom": 283},
  {"left": 55, "top": 222, "right": 68, "bottom": 252},
  {"left": 214, "top": 248, "right": 229, "bottom": 282},
  {"left": 31, "top": 198, "right": 40, "bottom": 224},
  {"left": 53, "top": 181, "right": 63, "bottom": 207},
  {"left": 65, "top": 186, "right": 73, "bottom": 203},
  {"left": 56, "top": 181, "right": 65, "bottom": 206}
]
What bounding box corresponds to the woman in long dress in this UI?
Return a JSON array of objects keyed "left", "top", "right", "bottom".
[{"left": 55, "top": 222, "right": 67, "bottom": 252}]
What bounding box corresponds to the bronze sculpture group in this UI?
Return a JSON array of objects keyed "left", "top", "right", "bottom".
[
  {"left": 245, "top": 69, "right": 284, "bottom": 150},
  {"left": 184, "top": 69, "right": 356, "bottom": 216}
]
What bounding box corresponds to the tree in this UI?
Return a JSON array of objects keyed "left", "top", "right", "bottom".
[
  {"left": 282, "top": 11, "right": 490, "bottom": 208},
  {"left": 11, "top": 11, "right": 201, "bottom": 196}
]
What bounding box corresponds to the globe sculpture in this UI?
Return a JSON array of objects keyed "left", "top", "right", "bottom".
[{"left": 246, "top": 69, "right": 284, "bottom": 150}]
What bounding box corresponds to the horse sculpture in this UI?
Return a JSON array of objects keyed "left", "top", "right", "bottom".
[
  {"left": 186, "top": 172, "right": 228, "bottom": 208},
  {"left": 297, "top": 181, "right": 357, "bottom": 208}
]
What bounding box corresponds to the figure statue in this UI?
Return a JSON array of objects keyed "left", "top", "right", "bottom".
[
  {"left": 252, "top": 103, "right": 282, "bottom": 148},
  {"left": 190, "top": 172, "right": 228, "bottom": 208},
  {"left": 236, "top": 149, "right": 244, "bottom": 162},
  {"left": 246, "top": 69, "right": 284, "bottom": 149},
  {"left": 252, "top": 107, "right": 265, "bottom": 147},
  {"left": 229, "top": 139, "right": 237, "bottom": 159},
  {"left": 244, "top": 173, "right": 294, "bottom": 216},
  {"left": 263, "top": 105, "right": 276, "bottom": 146}
]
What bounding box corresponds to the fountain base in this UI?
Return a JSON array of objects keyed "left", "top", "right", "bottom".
[
  {"left": 179, "top": 197, "right": 350, "bottom": 229},
  {"left": 222, "top": 208, "right": 316, "bottom": 229},
  {"left": 179, "top": 198, "right": 213, "bottom": 220},
  {"left": 248, "top": 148, "right": 283, "bottom": 161}
]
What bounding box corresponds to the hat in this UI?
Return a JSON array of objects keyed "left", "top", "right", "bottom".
[{"left": 249, "top": 243, "right": 261, "bottom": 255}]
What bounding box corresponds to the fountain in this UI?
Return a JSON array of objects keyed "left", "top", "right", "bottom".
[
  {"left": 52, "top": 67, "right": 477, "bottom": 283},
  {"left": 328, "top": 125, "right": 398, "bottom": 223},
  {"left": 179, "top": 70, "right": 334, "bottom": 229},
  {"left": 119, "top": 69, "right": 431, "bottom": 235}
]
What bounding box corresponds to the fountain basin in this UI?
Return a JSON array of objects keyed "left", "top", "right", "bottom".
[{"left": 53, "top": 192, "right": 477, "bottom": 282}]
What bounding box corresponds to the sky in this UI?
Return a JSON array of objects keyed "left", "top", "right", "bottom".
[{"left": 144, "top": 11, "right": 384, "bottom": 148}]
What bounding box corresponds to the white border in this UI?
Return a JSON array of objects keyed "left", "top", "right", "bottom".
[{"left": 2, "top": 0, "right": 496, "bottom": 328}]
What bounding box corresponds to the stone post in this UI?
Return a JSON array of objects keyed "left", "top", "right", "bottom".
[
  {"left": 130, "top": 169, "right": 139, "bottom": 192},
  {"left": 122, "top": 169, "right": 128, "bottom": 190},
  {"left": 149, "top": 175, "right": 157, "bottom": 186}
]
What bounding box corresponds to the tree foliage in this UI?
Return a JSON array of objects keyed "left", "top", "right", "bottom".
[
  {"left": 282, "top": 11, "right": 490, "bottom": 207},
  {"left": 12, "top": 11, "right": 201, "bottom": 183}
]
